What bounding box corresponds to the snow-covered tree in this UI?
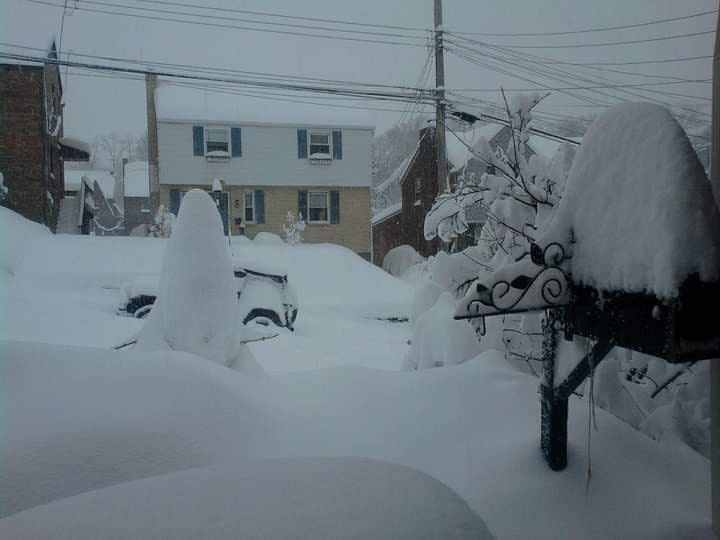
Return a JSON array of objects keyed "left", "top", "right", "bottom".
[
  {"left": 147, "top": 205, "right": 175, "bottom": 238},
  {"left": 282, "top": 210, "right": 306, "bottom": 245},
  {"left": 0, "top": 172, "right": 8, "bottom": 203}
]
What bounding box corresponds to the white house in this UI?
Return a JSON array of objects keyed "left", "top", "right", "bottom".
[{"left": 148, "top": 78, "right": 375, "bottom": 258}]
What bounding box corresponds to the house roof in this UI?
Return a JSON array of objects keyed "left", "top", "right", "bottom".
[
  {"left": 123, "top": 161, "right": 150, "bottom": 198},
  {"left": 446, "top": 123, "right": 505, "bottom": 172},
  {"left": 371, "top": 201, "right": 402, "bottom": 226},
  {"left": 64, "top": 168, "right": 116, "bottom": 199},
  {"left": 155, "top": 82, "right": 375, "bottom": 130}
]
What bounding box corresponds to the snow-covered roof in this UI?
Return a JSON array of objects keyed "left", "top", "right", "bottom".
[
  {"left": 123, "top": 161, "right": 150, "bottom": 198},
  {"left": 59, "top": 137, "right": 91, "bottom": 155},
  {"left": 64, "top": 168, "right": 115, "bottom": 198},
  {"left": 155, "top": 83, "right": 375, "bottom": 130},
  {"left": 376, "top": 138, "right": 423, "bottom": 193},
  {"left": 446, "top": 123, "right": 505, "bottom": 172},
  {"left": 371, "top": 201, "right": 402, "bottom": 225}
]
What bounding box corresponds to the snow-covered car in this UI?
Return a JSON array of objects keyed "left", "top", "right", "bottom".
[{"left": 118, "top": 261, "right": 299, "bottom": 330}]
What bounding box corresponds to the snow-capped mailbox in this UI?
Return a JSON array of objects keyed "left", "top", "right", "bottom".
[{"left": 455, "top": 102, "right": 720, "bottom": 471}]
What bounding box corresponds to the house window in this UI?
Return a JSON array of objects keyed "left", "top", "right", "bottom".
[
  {"left": 308, "top": 191, "right": 329, "bottom": 223},
  {"left": 309, "top": 131, "right": 331, "bottom": 157},
  {"left": 414, "top": 178, "right": 422, "bottom": 196},
  {"left": 244, "top": 191, "right": 255, "bottom": 223},
  {"left": 486, "top": 164, "right": 496, "bottom": 175},
  {"left": 205, "top": 127, "right": 230, "bottom": 154}
]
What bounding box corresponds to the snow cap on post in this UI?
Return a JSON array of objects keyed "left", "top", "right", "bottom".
[{"left": 539, "top": 102, "right": 720, "bottom": 298}]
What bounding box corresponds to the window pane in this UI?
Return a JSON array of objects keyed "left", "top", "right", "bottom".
[
  {"left": 244, "top": 192, "right": 254, "bottom": 222},
  {"left": 309, "top": 207, "right": 328, "bottom": 222},
  {"left": 206, "top": 129, "right": 229, "bottom": 153},
  {"left": 310, "top": 133, "right": 329, "bottom": 144},
  {"left": 309, "top": 192, "right": 327, "bottom": 208}
]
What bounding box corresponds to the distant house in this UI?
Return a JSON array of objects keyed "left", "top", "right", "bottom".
[
  {"left": 371, "top": 123, "right": 570, "bottom": 266},
  {"left": 59, "top": 167, "right": 123, "bottom": 235},
  {"left": 146, "top": 75, "right": 375, "bottom": 259},
  {"left": 0, "top": 39, "right": 90, "bottom": 231},
  {"left": 121, "top": 161, "right": 152, "bottom": 234}
]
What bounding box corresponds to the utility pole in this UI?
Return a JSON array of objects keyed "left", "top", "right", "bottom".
[
  {"left": 711, "top": 8, "right": 720, "bottom": 537},
  {"left": 434, "top": 0, "right": 449, "bottom": 193}
]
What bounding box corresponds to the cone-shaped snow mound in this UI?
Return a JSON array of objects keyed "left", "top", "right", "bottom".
[{"left": 135, "top": 189, "right": 256, "bottom": 369}]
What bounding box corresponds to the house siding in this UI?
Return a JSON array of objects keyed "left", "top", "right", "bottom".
[
  {"left": 0, "top": 64, "right": 64, "bottom": 231},
  {"left": 157, "top": 121, "right": 372, "bottom": 188},
  {"left": 159, "top": 184, "right": 371, "bottom": 257},
  {"left": 371, "top": 213, "right": 402, "bottom": 266}
]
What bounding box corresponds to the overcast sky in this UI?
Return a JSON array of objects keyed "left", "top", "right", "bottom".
[{"left": 1, "top": 0, "right": 715, "bottom": 142}]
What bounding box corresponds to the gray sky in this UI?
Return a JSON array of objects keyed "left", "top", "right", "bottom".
[{"left": 1, "top": 0, "right": 715, "bottom": 142}]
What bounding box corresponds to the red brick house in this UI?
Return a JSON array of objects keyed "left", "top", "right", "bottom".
[{"left": 0, "top": 40, "right": 89, "bottom": 232}]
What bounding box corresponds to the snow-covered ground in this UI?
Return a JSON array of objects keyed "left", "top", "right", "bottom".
[{"left": 0, "top": 206, "right": 713, "bottom": 538}]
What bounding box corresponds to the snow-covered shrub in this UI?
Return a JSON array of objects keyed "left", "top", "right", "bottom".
[
  {"left": 402, "top": 292, "right": 480, "bottom": 371},
  {"left": 254, "top": 232, "right": 284, "bottom": 244},
  {"left": 146, "top": 204, "right": 175, "bottom": 238},
  {"left": 382, "top": 245, "right": 424, "bottom": 277},
  {"left": 282, "top": 211, "right": 306, "bottom": 245},
  {"left": 0, "top": 171, "right": 8, "bottom": 203},
  {"left": 134, "top": 189, "right": 262, "bottom": 374}
]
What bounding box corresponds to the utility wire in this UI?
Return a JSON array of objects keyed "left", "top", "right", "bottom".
[
  {"left": 130, "top": 0, "right": 430, "bottom": 33},
  {"left": 27, "top": 0, "right": 429, "bottom": 48},
  {"left": 0, "top": 41, "right": 432, "bottom": 92},
  {"left": 0, "top": 51, "right": 438, "bottom": 104},
  {"left": 447, "top": 28, "right": 715, "bottom": 49},
  {"left": 448, "top": 9, "right": 717, "bottom": 37},
  {"left": 47, "top": 0, "right": 429, "bottom": 40}
]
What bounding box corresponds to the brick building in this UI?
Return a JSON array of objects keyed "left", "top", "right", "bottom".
[
  {"left": 371, "top": 127, "right": 441, "bottom": 266},
  {"left": 0, "top": 41, "right": 89, "bottom": 232},
  {"left": 371, "top": 123, "right": 565, "bottom": 268}
]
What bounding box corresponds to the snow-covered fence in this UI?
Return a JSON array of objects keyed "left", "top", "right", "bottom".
[{"left": 455, "top": 102, "right": 720, "bottom": 471}]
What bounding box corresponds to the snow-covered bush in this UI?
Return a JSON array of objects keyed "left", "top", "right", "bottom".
[
  {"left": 402, "top": 292, "right": 480, "bottom": 371},
  {"left": 0, "top": 172, "right": 8, "bottom": 203},
  {"left": 282, "top": 211, "right": 306, "bottom": 245},
  {"left": 134, "top": 189, "right": 262, "bottom": 373},
  {"left": 382, "top": 245, "right": 424, "bottom": 277},
  {"left": 254, "top": 232, "right": 284, "bottom": 244},
  {"left": 146, "top": 204, "right": 175, "bottom": 238}
]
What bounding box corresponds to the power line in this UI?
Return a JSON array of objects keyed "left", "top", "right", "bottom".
[
  {"left": 0, "top": 41, "right": 430, "bottom": 92},
  {"left": 558, "top": 55, "right": 713, "bottom": 66},
  {"left": 50, "top": 0, "right": 429, "bottom": 40},
  {"left": 27, "top": 0, "right": 429, "bottom": 48},
  {"left": 445, "top": 38, "right": 712, "bottom": 108},
  {"left": 448, "top": 9, "right": 717, "bottom": 37},
  {"left": 447, "top": 28, "right": 715, "bottom": 49},
  {"left": 0, "top": 51, "right": 439, "bottom": 104},
  {"left": 130, "top": 0, "right": 430, "bottom": 33}
]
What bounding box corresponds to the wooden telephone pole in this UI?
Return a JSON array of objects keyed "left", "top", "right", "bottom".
[
  {"left": 434, "top": 0, "right": 449, "bottom": 193},
  {"left": 712, "top": 7, "right": 720, "bottom": 536}
]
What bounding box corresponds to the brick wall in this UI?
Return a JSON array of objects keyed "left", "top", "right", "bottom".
[
  {"left": 159, "top": 184, "right": 371, "bottom": 256},
  {"left": 399, "top": 127, "right": 442, "bottom": 258},
  {"left": 0, "top": 66, "right": 46, "bottom": 226},
  {"left": 0, "top": 63, "right": 64, "bottom": 231},
  {"left": 371, "top": 212, "right": 402, "bottom": 266}
]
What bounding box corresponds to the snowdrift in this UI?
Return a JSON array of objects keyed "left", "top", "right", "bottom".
[
  {"left": 0, "top": 458, "right": 491, "bottom": 540},
  {"left": 0, "top": 340, "right": 711, "bottom": 539}
]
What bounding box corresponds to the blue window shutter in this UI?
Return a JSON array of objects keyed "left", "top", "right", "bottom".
[
  {"left": 231, "top": 127, "right": 242, "bottom": 157},
  {"left": 298, "top": 190, "right": 308, "bottom": 220},
  {"left": 330, "top": 190, "right": 340, "bottom": 224},
  {"left": 297, "top": 129, "right": 308, "bottom": 159},
  {"left": 192, "top": 126, "right": 204, "bottom": 156},
  {"left": 255, "top": 190, "right": 265, "bottom": 224},
  {"left": 332, "top": 130, "right": 343, "bottom": 160},
  {"left": 170, "top": 189, "right": 181, "bottom": 216}
]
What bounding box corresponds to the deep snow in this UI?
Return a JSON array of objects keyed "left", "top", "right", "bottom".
[{"left": 0, "top": 206, "right": 714, "bottom": 539}]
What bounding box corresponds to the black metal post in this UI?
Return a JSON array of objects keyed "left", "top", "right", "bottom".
[{"left": 540, "top": 308, "right": 567, "bottom": 470}]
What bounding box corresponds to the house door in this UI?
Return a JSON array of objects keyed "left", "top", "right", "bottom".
[{"left": 211, "top": 191, "right": 230, "bottom": 235}]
